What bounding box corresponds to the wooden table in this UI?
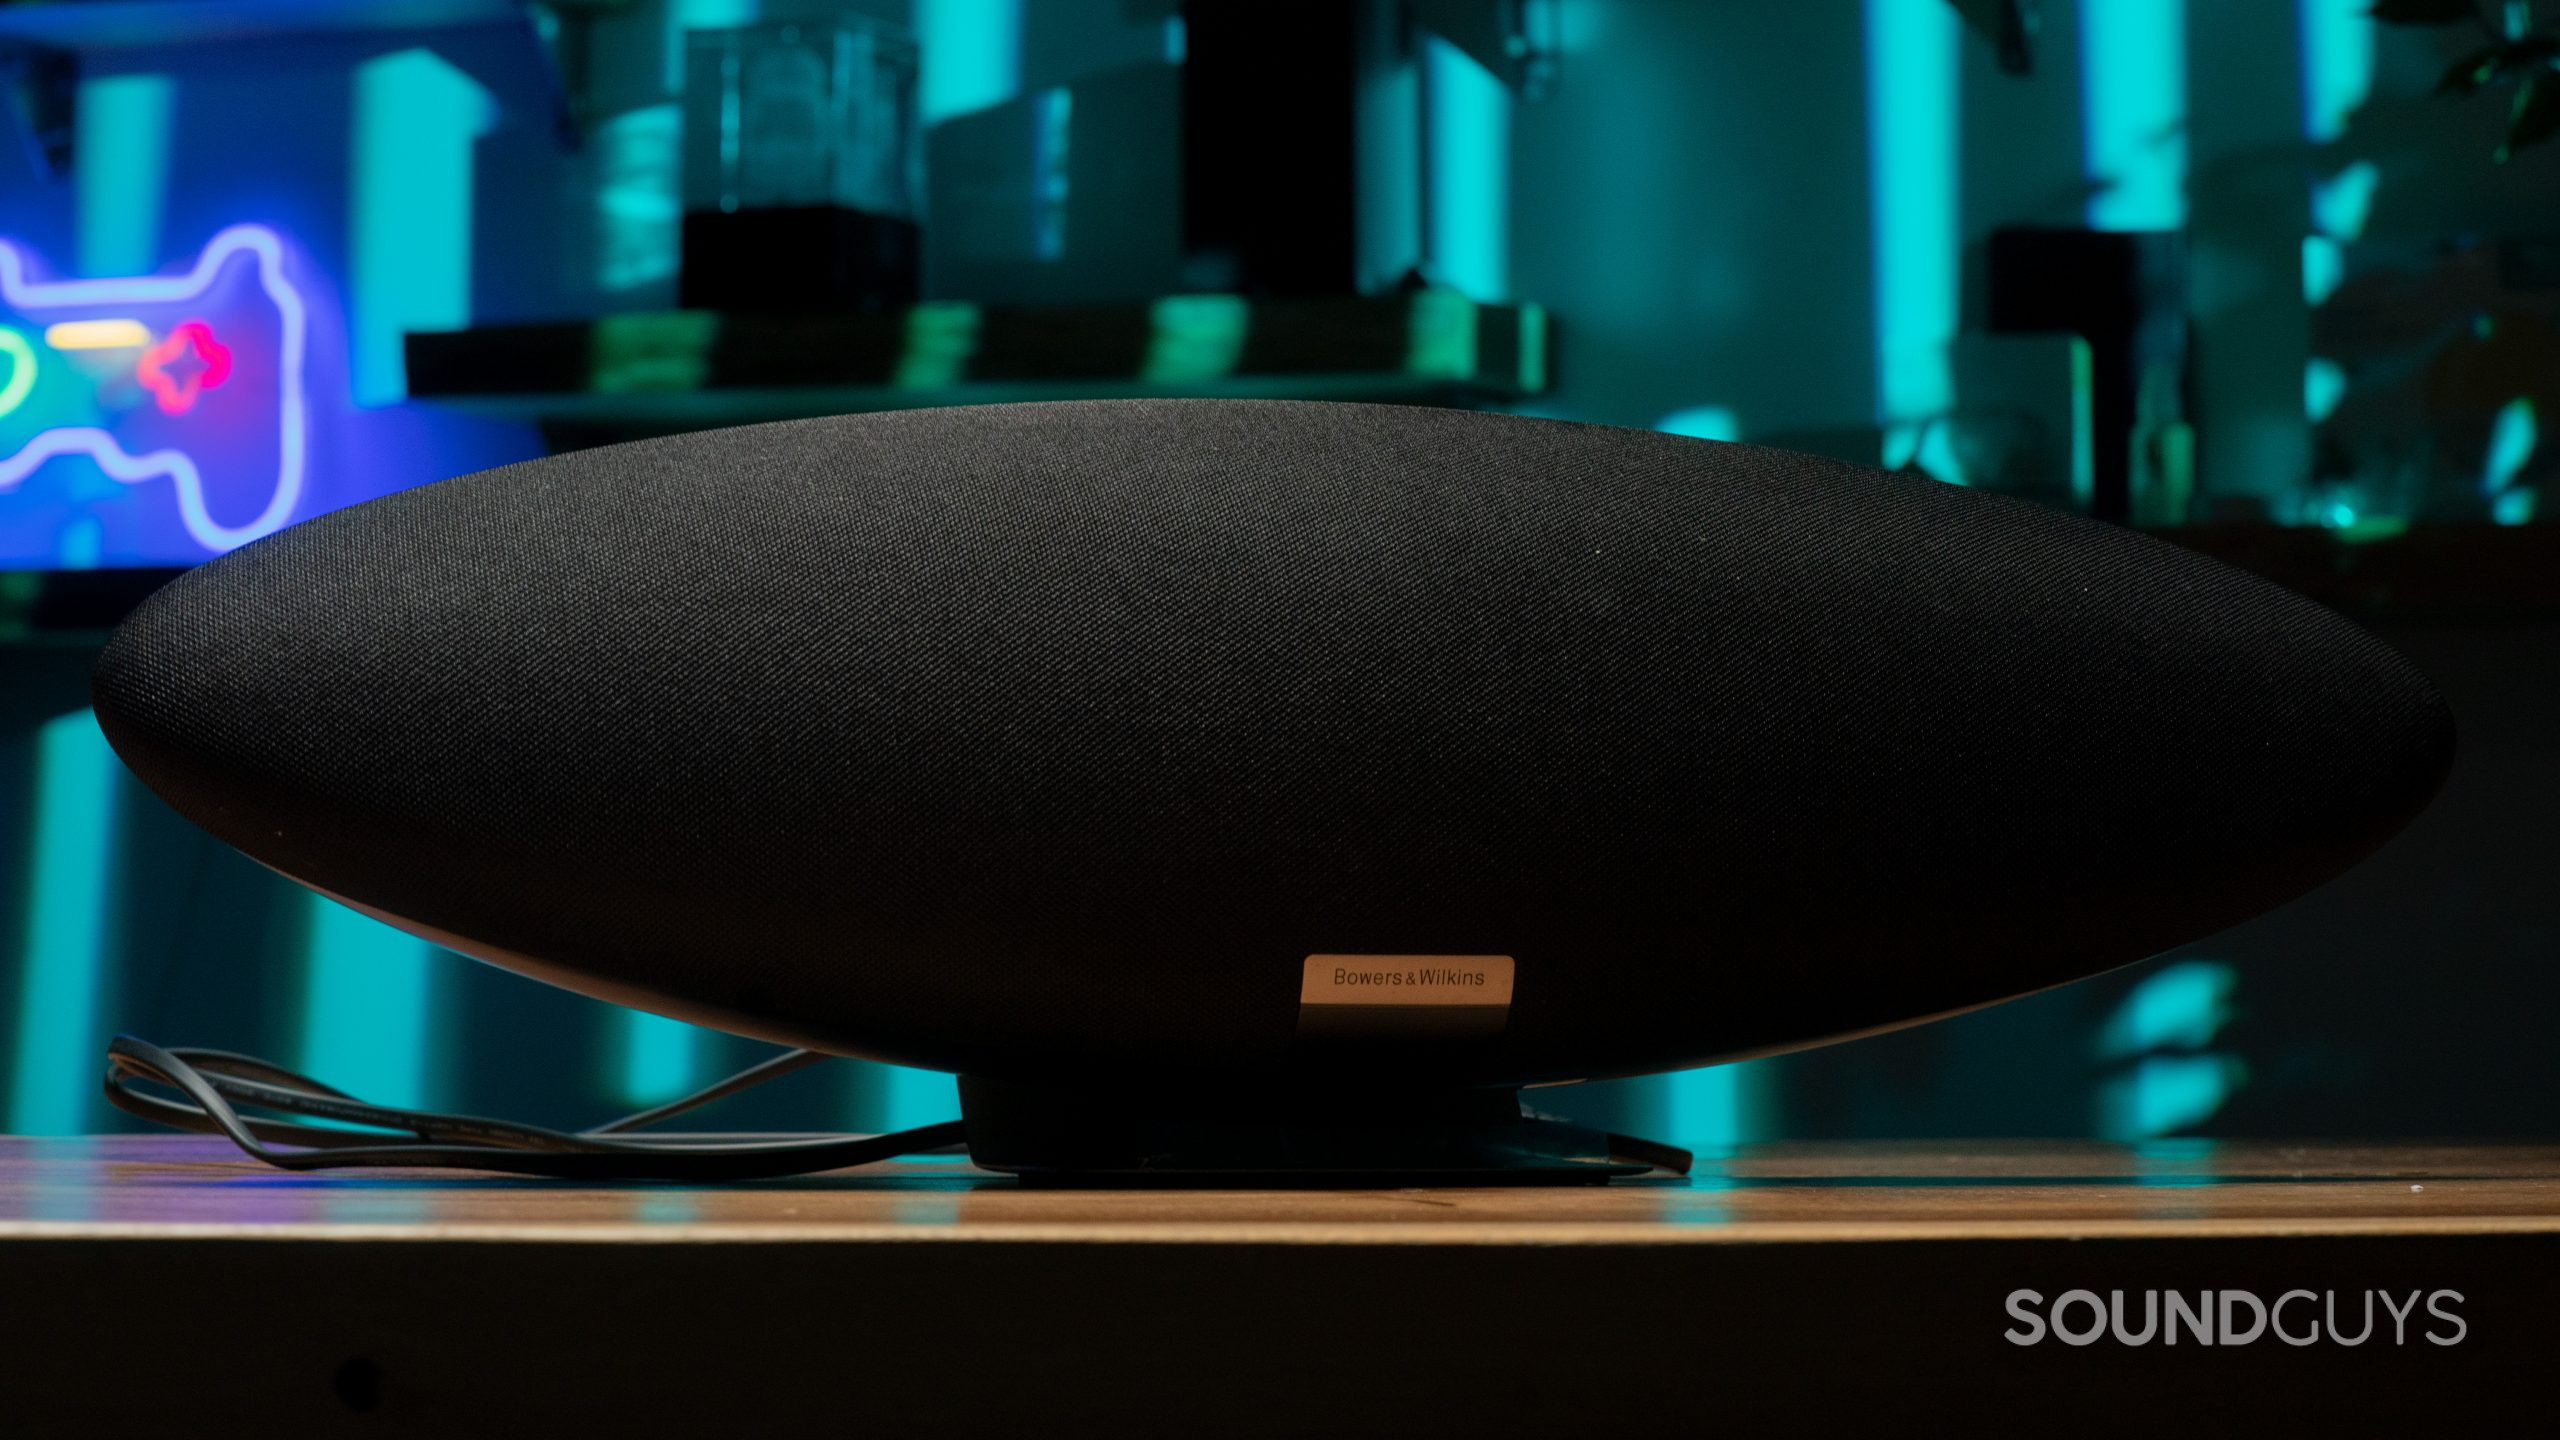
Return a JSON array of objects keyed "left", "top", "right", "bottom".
[{"left": 4, "top": 1137, "right": 2553, "bottom": 1434}]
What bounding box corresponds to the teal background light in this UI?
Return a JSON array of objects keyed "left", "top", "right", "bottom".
[
  {"left": 2485, "top": 398, "right": 2537, "bottom": 500},
  {"left": 2078, "top": 0, "right": 2186, "bottom": 231},
  {"left": 48, "top": 70, "right": 174, "bottom": 567},
  {"left": 1425, "top": 35, "right": 1509, "bottom": 302},
  {"left": 2297, "top": 0, "right": 2375, "bottom": 146},
  {"left": 594, "top": 103, "right": 684, "bottom": 294},
  {"left": 2312, "top": 160, "right": 2380, "bottom": 242},
  {"left": 2297, "top": 0, "right": 2374, "bottom": 438},
  {"left": 2487, "top": 397, "right": 2538, "bottom": 523},
  {"left": 298, "top": 894, "right": 440, "bottom": 1109},
  {"left": 873, "top": 1064, "right": 960, "bottom": 1139},
  {"left": 1653, "top": 406, "right": 1739, "bottom": 442},
  {"left": 917, "top": 0, "right": 1023, "bottom": 126},
  {"left": 75, "top": 74, "right": 174, "bottom": 281},
  {"left": 8, "top": 711, "right": 121, "bottom": 1135},
  {"left": 2098, "top": 961, "right": 2237, "bottom": 1059},
  {"left": 1863, "top": 0, "right": 1960, "bottom": 449},
  {"left": 350, "top": 50, "right": 496, "bottom": 407},
  {"left": 2305, "top": 356, "right": 2347, "bottom": 425},
  {"left": 1032, "top": 86, "right": 1073, "bottom": 262},
  {"left": 2096, "top": 961, "right": 2242, "bottom": 1139},
  {"left": 657, "top": 0, "right": 761, "bottom": 162},
  {"left": 2100, "top": 1055, "right": 2248, "bottom": 1140},
  {"left": 615, "top": 1010, "right": 706, "bottom": 1107},
  {"left": 1664, "top": 1062, "right": 1769, "bottom": 1152},
  {"left": 2301, "top": 235, "right": 2344, "bottom": 305},
  {"left": 666, "top": 0, "right": 760, "bottom": 93}
]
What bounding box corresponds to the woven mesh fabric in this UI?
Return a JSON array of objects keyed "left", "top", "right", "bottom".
[{"left": 94, "top": 400, "right": 2453, "bottom": 1086}]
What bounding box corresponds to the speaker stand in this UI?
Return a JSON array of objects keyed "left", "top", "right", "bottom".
[{"left": 957, "top": 1076, "right": 1686, "bottom": 1187}]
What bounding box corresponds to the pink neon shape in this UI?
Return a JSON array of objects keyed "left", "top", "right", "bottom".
[{"left": 137, "top": 320, "right": 235, "bottom": 415}]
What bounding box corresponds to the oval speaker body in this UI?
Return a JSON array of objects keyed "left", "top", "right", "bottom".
[{"left": 94, "top": 400, "right": 2452, "bottom": 1089}]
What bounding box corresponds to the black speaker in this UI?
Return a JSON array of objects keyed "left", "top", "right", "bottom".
[{"left": 93, "top": 400, "right": 2451, "bottom": 1177}]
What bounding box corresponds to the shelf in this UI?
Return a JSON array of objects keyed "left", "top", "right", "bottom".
[
  {"left": 0, "top": 567, "right": 181, "bottom": 643},
  {"left": 6, "top": 1137, "right": 2556, "bottom": 1430},
  {"left": 0, "top": 0, "right": 603, "bottom": 49},
  {"left": 403, "top": 292, "right": 1549, "bottom": 438},
  {"left": 2153, "top": 522, "right": 2560, "bottom": 622},
  {"left": 0, "top": 1, "right": 612, "bottom": 165}
]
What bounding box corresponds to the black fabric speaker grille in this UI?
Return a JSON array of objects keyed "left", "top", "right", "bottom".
[{"left": 94, "top": 400, "right": 2453, "bottom": 1085}]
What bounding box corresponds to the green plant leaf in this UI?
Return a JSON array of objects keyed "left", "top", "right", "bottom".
[
  {"left": 2501, "top": 72, "right": 2560, "bottom": 159},
  {"left": 2371, "top": 0, "right": 2484, "bottom": 24},
  {"left": 2439, "top": 45, "right": 2503, "bottom": 92}
]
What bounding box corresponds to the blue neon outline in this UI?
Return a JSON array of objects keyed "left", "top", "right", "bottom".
[{"left": 0, "top": 224, "right": 309, "bottom": 553}]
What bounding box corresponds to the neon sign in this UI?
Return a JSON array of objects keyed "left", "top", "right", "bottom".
[{"left": 0, "top": 224, "right": 309, "bottom": 557}]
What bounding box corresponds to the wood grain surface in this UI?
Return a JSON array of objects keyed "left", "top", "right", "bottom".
[
  {"left": 5, "top": 1135, "right": 2558, "bottom": 1241},
  {"left": 4, "top": 1137, "right": 2552, "bottom": 1435}
]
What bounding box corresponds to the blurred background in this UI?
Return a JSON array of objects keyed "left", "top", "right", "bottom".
[{"left": 0, "top": 0, "right": 2553, "bottom": 1150}]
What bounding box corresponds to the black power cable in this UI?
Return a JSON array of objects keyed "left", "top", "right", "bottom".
[
  {"left": 102, "top": 1035, "right": 964, "bottom": 1180},
  {"left": 105, "top": 1036, "right": 1694, "bottom": 1182}
]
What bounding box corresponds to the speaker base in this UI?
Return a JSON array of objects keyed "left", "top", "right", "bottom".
[{"left": 956, "top": 1076, "right": 1678, "bottom": 1186}]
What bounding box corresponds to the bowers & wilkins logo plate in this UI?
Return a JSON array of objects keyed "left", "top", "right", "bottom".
[{"left": 1298, "top": 955, "right": 1513, "bottom": 1041}]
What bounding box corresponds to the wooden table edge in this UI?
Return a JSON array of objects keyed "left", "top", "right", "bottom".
[{"left": 10, "top": 1215, "right": 2560, "bottom": 1245}]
